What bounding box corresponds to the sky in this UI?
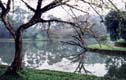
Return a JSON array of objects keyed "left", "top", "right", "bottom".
[
  {"left": 2, "top": 0, "right": 126, "bottom": 19},
  {"left": 23, "top": 0, "right": 126, "bottom": 19}
]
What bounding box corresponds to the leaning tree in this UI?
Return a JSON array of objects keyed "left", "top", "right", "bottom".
[{"left": 0, "top": 0, "right": 93, "bottom": 74}]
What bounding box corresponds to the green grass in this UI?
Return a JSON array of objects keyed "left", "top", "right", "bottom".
[
  {"left": 0, "top": 65, "right": 111, "bottom": 80},
  {"left": 87, "top": 44, "right": 126, "bottom": 51}
]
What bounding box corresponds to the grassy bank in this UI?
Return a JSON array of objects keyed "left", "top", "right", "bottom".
[
  {"left": 87, "top": 44, "right": 126, "bottom": 51},
  {"left": 0, "top": 65, "right": 111, "bottom": 80}
]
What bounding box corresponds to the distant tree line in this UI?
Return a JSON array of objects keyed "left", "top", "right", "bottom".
[{"left": 0, "top": 10, "right": 106, "bottom": 40}]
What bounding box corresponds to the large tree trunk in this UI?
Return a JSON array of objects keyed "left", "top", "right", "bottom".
[{"left": 6, "top": 30, "right": 23, "bottom": 74}]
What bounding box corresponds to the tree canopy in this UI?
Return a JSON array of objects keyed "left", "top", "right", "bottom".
[{"left": 105, "top": 10, "right": 126, "bottom": 41}]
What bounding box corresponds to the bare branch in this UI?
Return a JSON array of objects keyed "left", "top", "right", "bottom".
[
  {"left": 89, "top": 4, "right": 104, "bottom": 22},
  {"left": 0, "top": 0, "right": 6, "bottom": 11},
  {"left": 81, "top": 0, "right": 102, "bottom": 8},
  {"left": 61, "top": 5, "right": 73, "bottom": 18},
  {"left": 7, "top": 0, "right": 11, "bottom": 9},
  {"left": 80, "top": 0, "right": 104, "bottom": 22},
  {"left": 18, "top": 19, "right": 38, "bottom": 31},
  {"left": 47, "top": 22, "right": 52, "bottom": 41},
  {"left": 0, "top": 0, "right": 16, "bottom": 39},
  {"left": 1, "top": 17, "right": 16, "bottom": 39},
  {"left": 72, "top": 35, "right": 81, "bottom": 42},
  {"left": 40, "top": 0, "right": 69, "bottom": 13},
  {"left": 108, "top": 0, "right": 119, "bottom": 11},
  {"left": 38, "top": 18, "right": 76, "bottom": 26},
  {"left": 65, "top": 4, "right": 89, "bottom": 14},
  {"left": 70, "top": 7, "right": 78, "bottom": 20},
  {"left": 21, "top": 0, "right": 36, "bottom": 12},
  {"left": 61, "top": 40, "right": 82, "bottom": 47},
  {"left": 36, "top": 0, "right": 43, "bottom": 10}
]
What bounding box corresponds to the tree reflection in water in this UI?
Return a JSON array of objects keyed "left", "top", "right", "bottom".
[
  {"left": 23, "top": 41, "right": 79, "bottom": 68},
  {"left": 2, "top": 41, "right": 126, "bottom": 77},
  {"left": 105, "top": 54, "right": 126, "bottom": 79},
  {"left": 23, "top": 41, "right": 92, "bottom": 74},
  {"left": 71, "top": 51, "right": 91, "bottom": 74}
]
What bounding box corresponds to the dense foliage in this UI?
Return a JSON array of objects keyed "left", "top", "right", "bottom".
[{"left": 104, "top": 10, "right": 126, "bottom": 41}]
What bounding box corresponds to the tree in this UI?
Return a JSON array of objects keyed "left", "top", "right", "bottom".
[
  {"left": 105, "top": 55, "right": 126, "bottom": 79},
  {"left": 0, "top": 6, "right": 29, "bottom": 39},
  {"left": 105, "top": 10, "right": 126, "bottom": 41},
  {"left": 0, "top": 0, "right": 92, "bottom": 74}
]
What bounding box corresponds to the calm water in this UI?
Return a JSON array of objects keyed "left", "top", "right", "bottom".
[{"left": 0, "top": 40, "right": 126, "bottom": 78}]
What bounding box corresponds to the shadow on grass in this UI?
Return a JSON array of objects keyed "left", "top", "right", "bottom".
[
  {"left": 0, "top": 65, "right": 24, "bottom": 80},
  {"left": 0, "top": 73, "right": 23, "bottom": 80},
  {"left": 0, "top": 65, "right": 113, "bottom": 80}
]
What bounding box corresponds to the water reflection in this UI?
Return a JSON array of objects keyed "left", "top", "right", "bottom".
[
  {"left": 0, "top": 41, "right": 126, "bottom": 77},
  {"left": 105, "top": 55, "right": 126, "bottom": 79},
  {"left": 0, "top": 42, "right": 15, "bottom": 64},
  {"left": 23, "top": 41, "right": 79, "bottom": 68}
]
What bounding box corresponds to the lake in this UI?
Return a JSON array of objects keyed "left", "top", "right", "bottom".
[{"left": 0, "top": 40, "right": 126, "bottom": 78}]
